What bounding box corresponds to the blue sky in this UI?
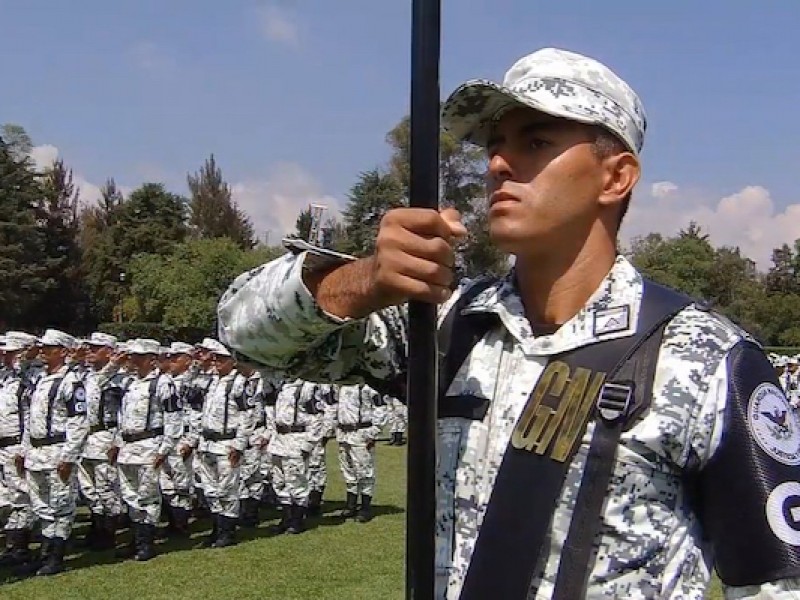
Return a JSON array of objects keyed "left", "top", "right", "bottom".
[{"left": 1, "top": 1, "right": 798, "bottom": 268}]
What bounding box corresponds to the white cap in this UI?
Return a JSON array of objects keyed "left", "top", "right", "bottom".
[
  {"left": 5, "top": 331, "right": 38, "bottom": 347},
  {"left": 127, "top": 338, "right": 161, "bottom": 355},
  {"left": 169, "top": 342, "right": 194, "bottom": 355},
  {"left": 198, "top": 338, "right": 231, "bottom": 357},
  {"left": 85, "top": 332, "right": 118, "bottom": 348},
  {"left": 39, "top": 329, "right": 78, "bottom": 349},
  {"left": 0, "top": 337, "right": 26, "bottom": 352}
]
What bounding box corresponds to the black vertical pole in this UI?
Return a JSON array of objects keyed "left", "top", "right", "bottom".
[{"left": 407, "top": 1, "right": 440, "bottom": 599}]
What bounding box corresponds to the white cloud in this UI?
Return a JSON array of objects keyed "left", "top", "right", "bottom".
[
  {"left": 651, "top": 181, "right": 678, "bottom": 198},
  {"left": 621, "top": 182, "right": 800, "bottom": 271},
  {"left": 127, "top": 41, "right": 177, "bottom": 73},
  {"left": 256, "top": 4, "right": 299, "bottom": 47},
  {"left": 231, "top": 162, "right": 340, "bottom": 244}
]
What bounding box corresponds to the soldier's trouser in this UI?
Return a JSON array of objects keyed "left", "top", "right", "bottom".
[
  {"left": 197, "top": 452, "right": 240, "bottom": 519},
  {"left": 270, "top": 455, "right": 309, "bottom": 506},
  {"left": 239, "top": 448, "right": 264, "bottom": 501},
  {"left": 118, "top": 463, "right": 161, "bottom": 526},
  {"left": 338, "top": 443, "right": 376, "bottom": 496},
  {"left": 0, "top": 453, "right": 33, "bottom": 530},
  {"left": 159, "top": 454, "right": 193, "bottom": 511},
  {"left": 390, "top": 401, "right": 407, "bottom": 434},
  {"left": 307, "top": 438, "right": 328, "bottom": 493},
  {"left": 78, "top": 458, "right": 122, "bottom": 516},
  {"left": 27, "top": 468, "right": 77, "bottom": 539}
]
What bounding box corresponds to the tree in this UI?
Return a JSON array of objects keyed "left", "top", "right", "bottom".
[
  {"left": 0, "top": 137, "right": 48, "bottom": 328},
  {"left": 187, "top": 155, "right": 255, "bottom": 249},
  {"left": 125, "top": 238, "right": 284, "bottom": 330},
  {"left": 26, "top": 159, "right": 89, "bottom": 330},
  {"left": 293, "top": 207, "right": 313, "bottom": 241},
  {"left": 340, "top": 169, "right": 405, "bottom": 257},
  {"left": 765, "top": 243, "right": 798, "bottom": 294},
  {"left": 83, "top": 182, "right": 188, "bottom": 323},
  {"left": 1, "top": 123, "right": 33, "bottom": 162}
]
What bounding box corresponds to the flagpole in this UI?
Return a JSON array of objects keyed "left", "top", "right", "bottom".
[{"left": 407, "top": 0, "right": 441, "bottom": 599}]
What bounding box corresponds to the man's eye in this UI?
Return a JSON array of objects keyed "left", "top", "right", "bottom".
[{"left": 529, "top": 138, "right": 551, "bottom": 150}]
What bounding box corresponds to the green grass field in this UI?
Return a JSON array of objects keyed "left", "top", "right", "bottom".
[{"left": 0, "top": 441, "right": 723, "bottom": 599}]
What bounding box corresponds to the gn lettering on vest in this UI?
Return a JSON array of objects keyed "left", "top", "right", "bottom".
[{"left": 511, "top": 361, "right": 607, "bottom": 462}]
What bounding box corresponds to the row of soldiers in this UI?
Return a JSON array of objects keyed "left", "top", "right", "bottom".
[
  {"left": 0, "top": 329, "right": 407, "bottom": 576},
  {"left": 771, "top": 353, "right": 800, "bottom": 407}
]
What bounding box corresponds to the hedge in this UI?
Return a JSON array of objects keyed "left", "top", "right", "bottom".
[{"left": 96, "top": 322, "right": 213, "bottom": 345}]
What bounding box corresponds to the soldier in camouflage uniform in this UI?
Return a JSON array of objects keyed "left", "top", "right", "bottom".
[
  {"left": 158, "top": 341, "right": 196, "bottom": 538},
  {"left": 218, "top": 48, "right": 800, "bottom": 599},
  {"left": 111, "top": 338, "right": 181, "bottom": 562},
  {"left": 268, "top": 380, "right": 325, "bottom": 534},
  {"left": 307, "top": 382, "right": 335, "bottom": 516},
  {"left": 77, "top": 332, "right": 124, "bottom": 551},
  {"left": 335, "top": 383, "right": 385, "bottom": 522},
  {"left": 196, "top": 340, "right": 254, "bottom": 547},
  {"left": 22, "top": 329, "right": 89, "bottom": 576},
  {"left": 186, "top": 339, "right": 218, "bottom": 518},
  {"left": 237, "top": 363, "right": 267, "bottom": 528},
  {"left": 0, "top": 335, "right": 34, "bottom": 567},
  {"left": 386, "top": 394, "right": 407, "bottom": 446}
]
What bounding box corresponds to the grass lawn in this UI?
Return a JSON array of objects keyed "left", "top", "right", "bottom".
[{"left": 0, "top": 440, "right": 724, "bottom": 599}]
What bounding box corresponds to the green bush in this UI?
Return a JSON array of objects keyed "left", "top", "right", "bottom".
[{"left": 97, "top": 322, "right": 212, "bottom": 344}]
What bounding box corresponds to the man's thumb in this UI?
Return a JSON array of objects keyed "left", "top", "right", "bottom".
[{"left": 440, "top": 208, "right": 467, "bottom": 240}]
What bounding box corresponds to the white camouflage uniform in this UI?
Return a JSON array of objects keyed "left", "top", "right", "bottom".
[
  {"left": 0, "top": 368, "right": 32, "bottom": 531},
  {"left": 335, "top": 384, "right": 384, "bottom": 498},
  {"left": 25, "top": 365, "right": 88, "bottom": 540},
  {"left": 240, "top": 372, "right": 268, "bottom": 503},
  {"left": 115, "top": 370, "right": 181, "bottom": 526},
  {"left": 160, "top": 369, "right": 195, "bottom": 512},
  {"left": 197, "top": 370, "right": 255, "bottom": 519},
  {"left": 217, "top": 245, "right": 800, "bottom": 599},
  {"left": 267, "top": 380, "right": 325, "bottom": 507}
]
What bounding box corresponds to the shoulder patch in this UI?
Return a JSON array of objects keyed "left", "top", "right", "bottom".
[
  {"left": 245, "top": 379, "right": 257, "bottom": 397},
  {"left": 749, "top": 382, "right": 800, "bottom": 466}
]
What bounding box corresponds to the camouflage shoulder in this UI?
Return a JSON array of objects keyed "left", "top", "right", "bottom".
[
  {"left": 282, "top": 238, "right": 357, "bottom": 273},
  {"left": 662, "top": 303, "right": 751, "bottom": 368}
]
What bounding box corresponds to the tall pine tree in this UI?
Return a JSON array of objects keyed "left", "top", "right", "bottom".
[
  {"left": 188, "top": 155, "right": 255, "bottom": 249},
  {"left": 0, "top": 137, "right": 48, "bottom": 329}
]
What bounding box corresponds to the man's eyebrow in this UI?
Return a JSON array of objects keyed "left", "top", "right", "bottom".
[{"left": 486, "top": 120, "right": 565, "bottom": 147}]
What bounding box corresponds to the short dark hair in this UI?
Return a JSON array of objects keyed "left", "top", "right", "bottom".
[{"left": 590, "top": 127, "right": 632, "bottom": 228}]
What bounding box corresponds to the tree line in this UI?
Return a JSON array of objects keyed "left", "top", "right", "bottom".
[{"left": 2, "top": 120, "right": 800, "bottom": 347}]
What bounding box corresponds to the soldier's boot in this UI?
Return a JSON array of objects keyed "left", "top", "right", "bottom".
[
  {"left": 356, "top": 494, "right": 374, "bottom": 523},
  {"left": 241, "top": 498, "right": 261, "bottom": 528},
  {"left": 389, "top": 432, "right": 400, "bottom": 445},
  {"left": 0, "top": 529, "right": 31, "bottom": 566},
  {"left": 95, "top": 515, "right": 117, "bottom": 551},
  {"left": 270, "top": 504, "right": 292, "bottom": 534},
  {"left": 341, "top": 492, "right": 358, "bottom": 519},
  {"left": 286, "top": 504, "right": 306, "bottom": 535},
  {"left": 134, "top": 524, "right": 156, "bottom": 562},
  {"left": 115, "top": 523, "right": 138, "bottom": 559},
  {"left": 172, "top": 507, "right": 191, "bottom": 538},
  {"left": 36, "top": 537, "right": 66, "bottom": 576},
  {"left": 212, "top": 516, "right": 237, "bottom": 548},
  {"left": 396, "top": 433, "right": 406, "bottom": 446},
  {"left": 201, "top": 514, "right": 220, "bottom": 548},
  {"left": 307, "top": 489, "right": 323, "bottom": 517},
  {"left": 80, "top": 513, "right": 99, "bottom": 548}
]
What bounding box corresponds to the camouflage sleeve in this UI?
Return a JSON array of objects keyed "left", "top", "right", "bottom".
[
  {"left": 157, "top": 380, "right": 179, "bottom": 457},
  {"left": 724, "top": 580, "right": 800, "bottom": 599},
  {"left": 96, "top": 362, "right": 122, "bottom": 389},
  {"left": 217, "top": 251, "right": 408, "bottom": 386},
  {"left": 61, "top": 377, "right": 89, "bottom": 464}
]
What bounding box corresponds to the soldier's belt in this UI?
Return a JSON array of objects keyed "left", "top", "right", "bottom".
[
  {"left": 121, "top": 426, "right": 164, "bottom": 443},
  {"left": 275, "top": 424, "right": 306, "bottom": 434},
  {"left": 201, "top": 429, "right": 236, "bottom": 442},
  {"left": 0, "top": 434, "right": 22, "bottom": 448},
  {"left": 338, "top": 421, "right": 373, "bottom": 432},
  {"left": 30, "top": 433, "right": 67, "bottom": 448},
  {"left": 89, "top": 423, "right": 115, "bottom": 435}
]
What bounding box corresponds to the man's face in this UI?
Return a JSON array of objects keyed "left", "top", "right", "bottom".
[
  {"left": 39, "top": 345, "right": 67, "bottom": 371},
  {"left": 214, "top": 355, "right": 234, "bottom": 376},
  {"left": 484, "top": 108, "right": 624, "bottom": 257},
  {"left": 89, "top": 346, "right": 113, "bottom": 369},
  {"left": 170, "top": 354, "right": 192, "bottom": 375},
  {"left": 129, "top": 353, "right": 155, "bottom": 377}
]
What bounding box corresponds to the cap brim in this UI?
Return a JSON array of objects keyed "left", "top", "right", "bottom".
[{"left": 442, "top": 79, "right": 602, "bottom": 147}]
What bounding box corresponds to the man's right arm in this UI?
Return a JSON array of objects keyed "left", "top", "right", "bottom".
[{"left": 217, "top": 251, "right": 408, "bottom": 387}]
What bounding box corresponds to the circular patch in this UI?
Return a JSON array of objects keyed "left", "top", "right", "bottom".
[
  {"left": 73, "top": 387, "right": 86, "bottom": 403},
  {"left": 748, "top": 382, "right": 800, "bottom": 465},
  {"left": 766, "top": 482, "right": 800, "bottom": 545}
]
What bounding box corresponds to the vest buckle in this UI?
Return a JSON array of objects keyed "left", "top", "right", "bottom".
[{"left": 596, "top": 382, "right": 632, "bottom": 423}]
